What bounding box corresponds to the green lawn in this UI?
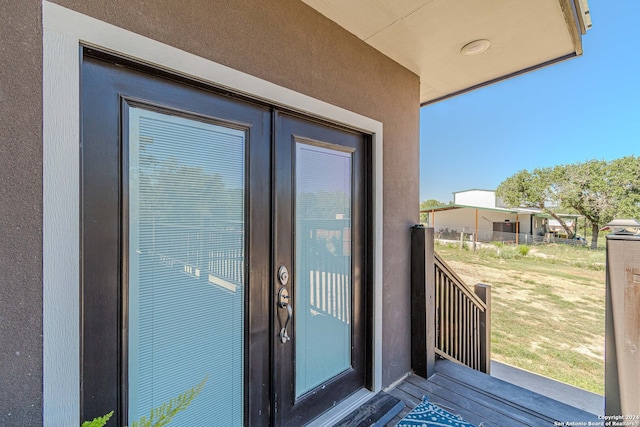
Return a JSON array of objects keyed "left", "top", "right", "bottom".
[{"left": 435, "top": 241, "right": 606, "bottom": 394}]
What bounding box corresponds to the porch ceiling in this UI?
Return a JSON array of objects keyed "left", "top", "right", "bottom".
[{"left": 300, "top": 0, "right": 591, "bottom": 105}]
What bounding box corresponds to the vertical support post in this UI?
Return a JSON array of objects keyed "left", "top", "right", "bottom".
[
  {"left": 475, "top": 209, "right": 479, "bottom": 250},
  {"left": 411, "top": 225, "right": 436, "bottom": 378},
  {"left": 515, "top": 214, "right": 519, "bottom": 245},
  {"left": 474, "top": 283, "right": 491, "bottom": 374}
]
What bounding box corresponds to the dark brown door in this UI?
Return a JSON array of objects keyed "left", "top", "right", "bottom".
[
  {"left": 80, "top": 51, "right": 271, "bottom": 426},
  {"left": 81, "top": 50, "right": 370, "bottom": 427},
  {"left": 273, "top": 112, "right": 369, "bottom": 426}
]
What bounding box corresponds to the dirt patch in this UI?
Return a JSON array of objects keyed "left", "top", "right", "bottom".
[{"left": 436, "top": 247, "right": 606, "bottom": 394}]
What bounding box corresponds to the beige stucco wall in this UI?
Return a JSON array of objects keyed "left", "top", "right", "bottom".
[
  {"left": 433, "top": 208, "right": 535, "bottom": 242},
  {"left": 1, "top": 1, "right": 419, "bottom": 423},
  {"left": 0, "top": 1, "right": 43, "bottom": 425}
]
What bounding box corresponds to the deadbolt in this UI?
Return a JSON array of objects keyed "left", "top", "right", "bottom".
[{"left": 278, "top": 265, "right": 289, "bottom": 285}]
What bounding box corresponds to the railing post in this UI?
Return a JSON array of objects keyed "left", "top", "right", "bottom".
[
  {"left": 474, "top": 283, "right": 491, "bottom": 374},
  {"left": 411, "top": 225, "right": 436, "bottom": 378}
]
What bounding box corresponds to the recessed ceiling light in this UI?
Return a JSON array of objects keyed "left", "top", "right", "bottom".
[{"left": 461, "top": 39, "right": 491, "bottom": 56}]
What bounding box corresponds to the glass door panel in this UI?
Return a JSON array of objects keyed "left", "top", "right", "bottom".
[
  {"left": 295, "top": 142, "right": 353, "bottom": 397},
  {"left": 127, "top": 107, "right": 245, "bottom": 426}
]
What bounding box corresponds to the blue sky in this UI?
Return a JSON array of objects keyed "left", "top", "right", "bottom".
[{"left": 420, "top": 1, "right": 640, "bottom": 203}]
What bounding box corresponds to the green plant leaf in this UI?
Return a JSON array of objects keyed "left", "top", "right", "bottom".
[
  {"left": 81, "top": 376, "right": 207, "bottom": 427},
  {"left": 81, "top": 411, "right": 114, "bottom": 427},
  {"left": 130, "top": 376, "right": 208, "bottom": 427}
]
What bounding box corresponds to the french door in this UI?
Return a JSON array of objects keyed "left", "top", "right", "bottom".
[
  {"left": 273, "top": 113, "right": 368, "bottom": 425},
  {"left": 80, "top": 51, "right": 369, "bottom": 426}
]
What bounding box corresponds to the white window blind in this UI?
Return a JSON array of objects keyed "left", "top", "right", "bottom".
[
  {"left": 128, "top": 107, "right": 245, "bottom": 425},
  {"left": 295, "top": 142, "right": 352, "bottom": 397}
]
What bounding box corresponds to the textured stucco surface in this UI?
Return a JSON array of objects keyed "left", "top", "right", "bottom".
[
  {"left": 43, "top": 0, "right": 417, "bottom": 412},
  {"left": 0, "top": 1, "right": 44, "bottom": 426}
]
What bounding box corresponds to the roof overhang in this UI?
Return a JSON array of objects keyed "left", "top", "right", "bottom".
[
  {"left": 421, "top": 204, "right": 582, "bottom": 219},
  {"left": 421, "top": 204, "right": 521, "bottom": 214},
  {"left": 301, "top": 0, "right": 591, "bottom": 105}
]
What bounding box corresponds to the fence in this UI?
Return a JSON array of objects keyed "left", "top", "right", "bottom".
[
  {"left": 144, "top": 222, "right": 245, "bottom": 292},
  {"left": 435, "top": 226, "right": 587, "bottom": 247}
]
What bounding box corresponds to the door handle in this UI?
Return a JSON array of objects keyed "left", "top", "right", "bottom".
[{"left": 278, "top": 287, "right": 292, "bottom": 343}]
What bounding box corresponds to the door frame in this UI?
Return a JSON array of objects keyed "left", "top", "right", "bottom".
[{"left": 43, "top": 3, "right": 383, "bottom": 425}]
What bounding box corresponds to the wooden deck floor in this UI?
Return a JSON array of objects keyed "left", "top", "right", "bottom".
[{"left": 385, "top": 359, "right": 600, "bottom": 426}]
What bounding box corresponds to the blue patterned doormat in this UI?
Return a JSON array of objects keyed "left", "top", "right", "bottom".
[{"left": 397, "top": 396, "right": 475, "bottom": 427}]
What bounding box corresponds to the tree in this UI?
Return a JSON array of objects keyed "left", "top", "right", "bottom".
[
  {"left": 496, "top": 167, "right": 576, "bottom": 239},
  {"left": 497, "top": 156, "right": 640, "bottom": 249},
  {"left": 608, "top": 156, "right": 640, "bottom": 219},
  {"left": 556, "top": 157, "right": 640, "bottom": 248},
  {"left": 554, "top": 160, "right": 611, "bottom": 248},
  {"left": 420, "top": 199, "right": 444, "bottom": 224}
]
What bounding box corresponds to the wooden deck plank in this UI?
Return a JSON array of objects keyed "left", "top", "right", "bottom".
[
  {"left": 403, "top": 374, "right": 533, "bottom": 427},
  {"left": 395, "top": 377, "right": 429, "bottom": 398},
  {"left": 333, "top": 391, "right": 404, "bottom": 427},
  {"left": 386, "top": 386, "right": 421, "bottom": 408},
  {"left": 385, "top": 407, "right": 411, "bottom": 427},
  {"left": 401, "top": 387, "right": 492, "bottom": 426},
  {"left": 379, "top": 360, "right": 599, "bottom": 426},
  {"left": 394, "top": 406, "right": 412, "bottom": 419},
  {"left": 385, "top": 416, "right": 402, "bottom": 427},
  {"left": 433, "top": 360, "right": 599, "bottom": 422},
  {"left": 410, "top": 373, "right": 546, "bottom": 426}
]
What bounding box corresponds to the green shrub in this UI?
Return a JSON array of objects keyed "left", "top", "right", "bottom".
[{"left": 517, "top": 245, "right": 531, "bottom": 256}]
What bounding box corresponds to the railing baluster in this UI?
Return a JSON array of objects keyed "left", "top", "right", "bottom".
[
  {"left": 450, "top": 283, "right": 454, "bottom": 359},
  {"left": 470, "top": 305, "right": 475, "bottom": 370},
  {"left": 439, "top": 271, "right": 444, "bottom": 351},
  {"left": 463, "top": 298, "right": 468, "bottom": 366},
  {"left": 438, "top": 272, "right": 442, "bottom": 350},
  {"left": 441, "top": 273, "right": 446, "bottom": 354},
  {"left": 477, "top": 299, "right": 481, "bottom": 369},
  {"left": 468, "top": 299, "right": 472, "bottom": 366},
  {"left": 475, "top": 306, "right": 480, "bottom": 370},
  {"left": 435, "top": 269, "right": 440, "bottom": 348},
  {"left": 452, "top": 283, "right": 456, "bottom": 359},
  {"left": 435, "top": 268, "right": 440, "bottom": 348},
  {"left": 466, "top": 295, "right": 469, "bottom": 364},
  {"left": 443, "top": 275, "right": 448, "bottom": 354},
  {"left": 461, "top": 297, "right": 466, "bottom": 366},
  {"left": 455, "top": 288, "right": 462, "bottom": 359},
  {"left": 455, "top": 287, "right": 460, "bottom": 360},
  {"left": 451, "top": 283, "right": 455, "bottom": 359},
  {"left": 446, "top": 277, "right": 451, "bottom": 355}
]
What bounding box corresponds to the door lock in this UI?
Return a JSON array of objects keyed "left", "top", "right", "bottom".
[
  {"left": 278, "top": 287, "right": 290, "bottom": 308},
  {"left": 278, "top": 265, "right": 289, "bottom": 286}
]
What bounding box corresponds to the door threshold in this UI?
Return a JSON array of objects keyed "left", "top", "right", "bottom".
[{"left": 304, "top": 389, "right": 376, "bottom": 427}]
